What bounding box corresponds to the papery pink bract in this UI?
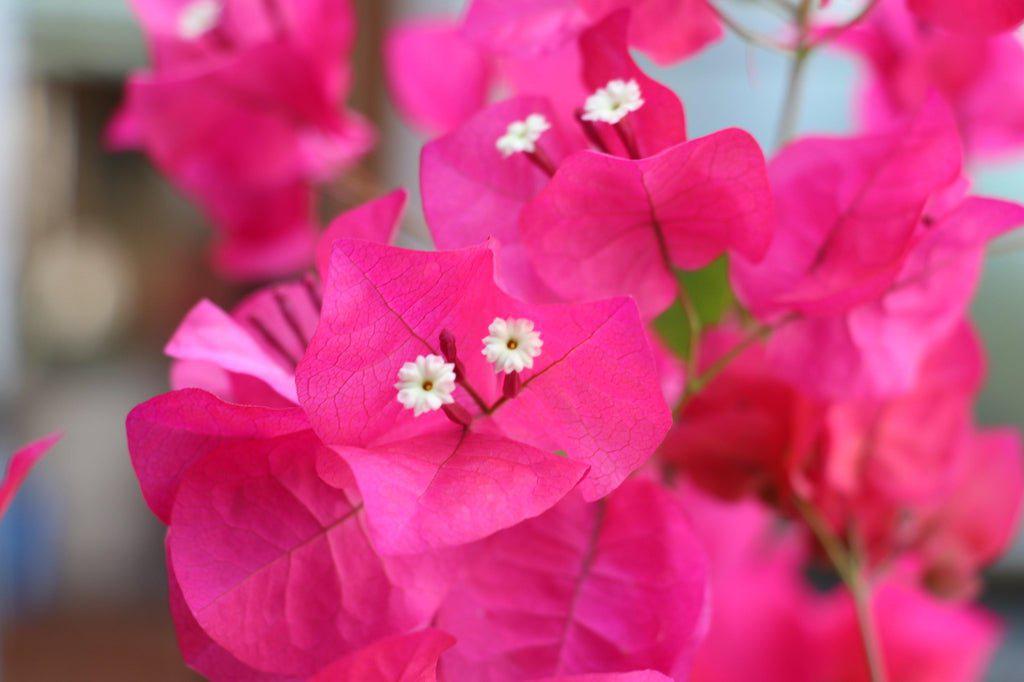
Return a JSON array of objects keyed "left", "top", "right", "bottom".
[
  {"left": 682, "top": 486, "right": 818, "bottom": 682},
  {"left": 0, "top": 433, "right": 61, "bottom": 522},
  {"left": 838, "top": 0, "right": 1024, "bottom": 157},
  {"left": 326, "top": 431, "right": 588, "bottom": 555},
  {"left": 460, "top": 0, "right": 719, "bottom": 64},
  {"left": 386, "top": 19, "right": 492, "bottom": 135},
  {"left": 437, "top": 479, "right": 709, "bottom": 680},
  {"left": 580, "top": 0, "right": 721, "bottom": 65},
  {"left": 168, "top": 192, "right": 403, "bottom": 406},
  {"left": 165, "top": 419, "right": 446, "bottom": 676},
  {"left": 522, "top": 129, "right": 773, "bottom": 318},
  {"left": 907, "top": 0, "right": 1024, "bottom": 35},
  {"left": 461, "top": 0, "right": 592, "bottom": 57},
  {"left": 166, "top": 299, "right": 302, "bottom": 404},
  {"left": 915, "top": 427, "right": 1024, "bottom": 595},
  {"left": 310, "top": 629, "right": 455, "bottom": 682},
  {"left": 540, "top": 673, "right": 673, "bottom": 682},
  {"left": 166, "top": 551, "right": 295, "bottom": 681},
  {"left": 112, "top": 1, "right": 373, "bottom": 279},
  {"left": 296, "top": 241, "right": 670, "bottom": 552},
  {"left": 128, "top": 0, "right": 356, "bottom": 90},
  {"left": 817, "top": 323, "right": 983, "bottom": 512},
  {"left": 733, "top": 101, "right": 1024, "bottom": 398},
  {"left": 577, "top": 12, "right": 687, "bottom": 157},
  {"left": 732, "top": 100, "right": 962, "bottom": 318},
  {"left": 421, "top": 96, "right": 574, "bottom": 301},
  {"left": 126, "top": 389, "right": 310, "bottom": 522},
  {"left": 316, "top": 189, "right": 407, "bottom": 273}
]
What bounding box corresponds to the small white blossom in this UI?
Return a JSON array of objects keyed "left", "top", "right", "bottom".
[
  {"left": 496, "top": 114, "right": 551, "bottom": 157},
  {"left": 178, "top": 0, "right": 223, "bottom": 40},
  {"left": 482, "top": 318, "right": 543, "bottom": 373},
  {"left": 581, "top": 79, "right": 644, "bottom": 125},
  {"left": 395, "top": 354, "right": 457, "bottom": 416}
]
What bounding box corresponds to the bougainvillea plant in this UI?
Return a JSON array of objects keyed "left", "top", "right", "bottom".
[{"left": 117, "top": 0, "right": 1024, "bottom": 680}]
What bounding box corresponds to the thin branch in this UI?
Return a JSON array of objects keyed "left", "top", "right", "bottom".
[
  {"left": 811, "top": 0, "right": 881, "bottom": 48},
  {"left": 710, "top": 2, "right": 793, "bottom": 54},
  {"left": 848, "top": 533, "right": 890, "bottom": 682},
  {"left": 775, "top": 0, "right": 815, "bottom": 147}
]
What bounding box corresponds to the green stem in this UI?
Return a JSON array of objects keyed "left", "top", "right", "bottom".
[
  {"left": 678, "top": 285, "right": 703, "bottom": 382},
  {"left": 794, "top": 498, "right": 888, "bottom": 682},
  {"left": 710, "top": 1, "right": 792, "bottom": 53},
  {"left": 848, "top": 554, "right": 889, "bottom": 682}
]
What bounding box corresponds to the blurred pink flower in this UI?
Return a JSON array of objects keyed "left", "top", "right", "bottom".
[
  {"left": 732, "top": 100, "right": 1024, "bottom": 398},
  {"left": 166, "top": 190, "right": 405, "bottom": 406},
  {"left": 814, "top": 579, "right": 1001, "bottom": 682},
  {"left": 907, "top": 0, "right": 1024, "bottom": 35},
  {"left": 388, "top": 4, "right": 717, "bottom": 136},
  {"left": 662, "top": 324, "right": 824, "bottom": 501},
  {"left": 838, "top": 0, "right": 1024, "bottom": 158},
  {"left": 461, "top": 0, "right": 719, "bottom": 65},
  {"left": 0, "top": 433, "right": 61, "bottom": 522},
  {"left": 110, "top": 0, "right": 374, "bottom": 280},
  {"left": 422, "top": 14, "right": 770, "bottom": 316},
  {"left": 437, "top": 479, "right": 709, "bottom": 679}
]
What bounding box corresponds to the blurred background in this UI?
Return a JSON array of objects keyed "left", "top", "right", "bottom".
[{"left": 0, "top": 0, "right": 1022, "bottom": 679}]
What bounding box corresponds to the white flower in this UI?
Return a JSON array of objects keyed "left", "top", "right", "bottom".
[
  {"left": 482, "top": 318, "right": 543, "bottom": 373},
  {"left": 581, "top": 79, "right": 644, "bottom": 125},
  {"left": 395, "top": 354, "right": 457, "bottom": 416},
  {"left": 496, "top": 114, "right": 551, "bottom": 157},
  {"left": 178, "top": 0, "right": 223, "bottom": 40}
]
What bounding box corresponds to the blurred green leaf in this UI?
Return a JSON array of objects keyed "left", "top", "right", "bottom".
[{"left": 653, "top": 257, "right": 735, "bottom": 358}]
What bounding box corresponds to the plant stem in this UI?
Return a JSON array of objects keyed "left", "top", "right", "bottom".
[
  {"left": 678, "top": 285, "right": 703, "bottom": 382},
  {"left": 848, "top": 555, "right": 889, "bottom": 682},
  {"left": 794, "top": 498, "right": 888, "bottom": 682},
  {"left": 710, "top": 2, "right": 792, "bottom": 54},
  {"left": 775, "top": 0, "right": 814, "bottom": 147}
]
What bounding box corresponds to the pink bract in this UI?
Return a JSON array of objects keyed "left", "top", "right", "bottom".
[
  {"left": 137, "top": 399, "right": 452, "bottom": 675},
  {"left": 521, "top": 129, "right": 773, "bottom": 319},
  {"left": 838, "top": 0, "right": 1024, "bottom": 158},
  {"left": 168, "top": 192, "right": 405, "bottom": 406},
  {"left": 0, "top": 433, "right": 61, "bottom": 522},
  {"left": 907, "top": 0, "right": 1024, "bottom": 35},
  {"left": 296, "top": 240, "right": 671, "bottom": 551},
  {"left": 437, "top": 479, "right": 709, "bottom": 680},
  {"left": 386, "top": 19, "right": 492, "bottom": 135},
  {"left": 111, "top": 1, "right": 373, "bottom": 279},
  {"left": 310, "top": 629, "right": 455, "bottom": 682},
  {"left": 461, "top": 0, "right": 720, "bottom": 64},
  {"left": 733, "top": 101, "right": 1024, "bottom": 398}
]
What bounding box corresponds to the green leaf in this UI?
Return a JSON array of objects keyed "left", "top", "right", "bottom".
[{"left": 653, "top": 256, "right": 736, "bottom": 358}]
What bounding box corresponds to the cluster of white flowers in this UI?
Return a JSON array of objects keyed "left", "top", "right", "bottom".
[
  {"left": 396, "top": 318, "right": 544, "bottom": 415},
  {"left": 178, "top": 0, "right": 223, "bottom": 40},
  {"left": 496, "top": 79, "right": 644, "bottom": 155}
]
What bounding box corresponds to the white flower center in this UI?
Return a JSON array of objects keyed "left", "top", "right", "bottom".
[
  {"left": 581, "top": 79, "right": 644, "bottom": 125},
  {"left": 178, "top": 0, "right": 223, "bottom": 40},
  {"left": 496, "top": 113, "right": 551, "bottom": 158},
  {"left": 395, "top": 354, "right": 457, "bottom": 416},
  {"left": 482, "top": 317, "right": 543, "bottom": 373}
]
